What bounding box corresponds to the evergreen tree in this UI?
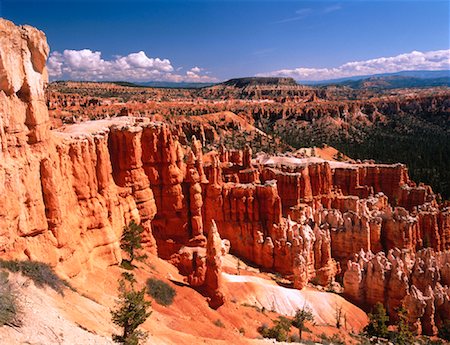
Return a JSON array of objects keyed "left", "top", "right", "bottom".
[
  {"left": 111, "top": 220, "right": 152, "bottom": 345},
  {"left": 111, "top": 278, "right": 151, "bottom": 345},
  {"left": 392, "top": 307, "right": 414, "bottom": 345},
  {"left": 364, "top": 302, "right": 389, "bottom": 339},
  {"left": 120, "top": 220, "right": 147, "bottom": 269}
]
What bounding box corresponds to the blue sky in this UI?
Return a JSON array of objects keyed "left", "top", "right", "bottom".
[{"left": 2, "top": 0, "right": 449, "bottom": 82}]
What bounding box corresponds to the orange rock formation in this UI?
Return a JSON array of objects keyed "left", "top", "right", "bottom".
[{"left": 344, "top": 249, "right": 450, "bottom": 335}]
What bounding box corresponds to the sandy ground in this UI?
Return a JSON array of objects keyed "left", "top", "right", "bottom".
[{"left": 0, "top": 254, "right": 368, "bottom": 344}]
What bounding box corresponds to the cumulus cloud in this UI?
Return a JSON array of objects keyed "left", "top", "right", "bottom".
[
  {"left": 47, "top": 49, "right": 217, "bottom": 83},
  {"left": 190, "top": 66, "right": 202, "bottom": 73},
  {"left": 256, "top": 49, "right": 450, "bottom": 81}
]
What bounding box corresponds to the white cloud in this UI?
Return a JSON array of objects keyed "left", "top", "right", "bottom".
[
  {"left": 47, "top": 49, "right": 217, "bottom": 83},
  {"left": 256, "top": 49, "right": 450, "bottom": 81}
]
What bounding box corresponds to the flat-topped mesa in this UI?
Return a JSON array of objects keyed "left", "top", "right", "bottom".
[
  {"left": 332, "top": 163, "right": 436, "bottom": 210},
  {"left": 221, "top": 77, "right": 298, "bottom": 88}
]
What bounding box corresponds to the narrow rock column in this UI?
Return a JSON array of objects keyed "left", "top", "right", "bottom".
[{"left": 204, "top": 220, "right": 226, "bottom": 309}]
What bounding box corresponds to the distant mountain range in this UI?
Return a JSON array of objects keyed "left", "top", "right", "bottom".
[
  {"left": 133, "top": 81, "right": 215, "bottom": 89},
  {"left": 299, "top": 70, "right": 450, "bottom": 88},
  {"left": 220, "top": 77, "right": 297, "bottom": 88},
  {"left": 108, "top": 70, "right": 450, "bottom": 90}
]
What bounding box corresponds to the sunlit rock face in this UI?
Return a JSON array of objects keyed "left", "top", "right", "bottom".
[{"left": 0, "top": 19, "right": 156, "bottom": 277}]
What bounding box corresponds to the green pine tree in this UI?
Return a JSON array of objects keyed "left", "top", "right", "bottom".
[
  {"left": 111, "top": 278, "right": 152, "bottom": 345},
  {"left": 112, "top": 220, "right": 152, "bottom": 344},
  {"left": 364, "top": 302, "right": 389, "bottom": 339},
  {"left": 392, "top": 306, "right": 414, "bottom": 345},
  {"left": 120, "top": 220, "right": 147, "bottom": 269}
]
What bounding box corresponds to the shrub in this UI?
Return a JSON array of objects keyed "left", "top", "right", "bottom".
[
  {"left": 288, "top": 334, "right": 301, "bottom": 343},
  {"left": 213, "top": 319, "right": 225, "bottom": 328},
  {"left": 257, "top": 316, "right": 291, "bottom": 342},
  {"left": 0, "top": 271, "right": 20, "bottom": 327},
  {"left": 327, "top": 334, "right": 346, "bottom": 345},
  {"left": 146, "top": 278, "right": 176, "bottom": 306},
  {"left": 241, "top": 302, "right": 265, "bottom": 313},
  {"left": 0, "top": 260, "right": 70, "bottom": 295},
  {"left": 292, "top": 306, "right": 314, "bottom": 340},
  {"left": 438, "top": 320, "right": 450, "bottom": 341},
  {"left": 320, "top": 333, "right": 346, "bottom": 345},
  {"left": 364, "top": 302, "right": 389, "bottom": 339}
]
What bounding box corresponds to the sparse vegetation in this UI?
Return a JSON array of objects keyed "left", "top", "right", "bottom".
[
  {"left": 335, "top": 304, "right": 343, "bottom": 329},
  {"left": 112, "top": 221, "right": 152, "bottom": 345},
  {"left": 319, "top": 333, "right": 346, "bottom": 345},
  {"left": 292, "top": 306, "right": 314, "bottom": 340},
  {"left": 241, "top": 302, "right": 265, "bottom": 313},
  {"left": 0, "top": 259, "right": 70, "bottom": 295},
  {"left": 0, "top": 271, "right": 20, "bottom": 327},
  {"left": 146, "top": 278, "right": 176, "bottom": 306},
  {"left": 213, "top": 319, "right": 225, "bottom": 328},
  {"left": 258, "top": 316, "right": 292, "bottom": 342},
  {"left": 111, "top": 277, "right": 151, "bottom": 345},
  {"left": 438, "top": 320, "right": 450, "bottom": 341},
  {"left": 391, "top": 307, "right": 414, "bottom": 345}
]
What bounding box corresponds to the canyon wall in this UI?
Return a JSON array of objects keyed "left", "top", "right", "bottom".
[
  {"left": 0, "top": 19, "right": 196, "bottom": 278},
  {"left": 0, "top": 18, "right": 147, "bottom": 277}
]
